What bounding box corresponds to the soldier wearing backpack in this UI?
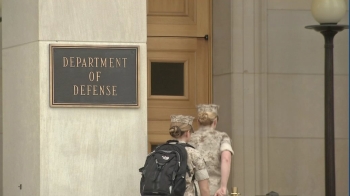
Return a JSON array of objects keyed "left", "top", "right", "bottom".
[{"left": 139, "top": 115, "right": 210, "bottom": 196}]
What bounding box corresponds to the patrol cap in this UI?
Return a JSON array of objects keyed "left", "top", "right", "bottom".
[
  {"left": 170, "top": 115, "right": 195, "bottom": 126},
  {"left": 169, "top": 115, "right": 195, "bottom": 134},
  {"left": 196, "top": 104, "right": 220, "bottom": 115}
]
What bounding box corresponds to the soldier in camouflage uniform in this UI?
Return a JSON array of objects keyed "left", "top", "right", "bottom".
[
  {"left": 189, "top": 104, "right": 234, "bottom": 196},
  {"left": 169, "top": 115, "right": 210, "bottom": 196}
]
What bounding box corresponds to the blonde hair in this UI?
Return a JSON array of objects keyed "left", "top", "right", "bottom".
[
  {"left": 198, "top": 112, "right": 217, "bottom": 126},
  {"left": 169, "top": 122, "right": 192, "bottom": 138}
]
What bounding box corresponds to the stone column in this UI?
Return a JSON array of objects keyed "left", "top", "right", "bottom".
[
  {"left": 0, "top": 4, "right": 2, "bottom": 196},
  {"left": 3, "top": 0, "right": 147, "bottom": 196},
  {"left": 213, "top": 0, "right": 269, "bottom": 195}
]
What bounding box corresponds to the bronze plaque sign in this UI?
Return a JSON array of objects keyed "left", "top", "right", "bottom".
[{"left": 50, "top": 45, "right": 139, "bottom": 107}]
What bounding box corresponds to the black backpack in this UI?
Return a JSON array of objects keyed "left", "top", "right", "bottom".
[{"left": 139, "top": 140, "right": 196, "bottom": 196}]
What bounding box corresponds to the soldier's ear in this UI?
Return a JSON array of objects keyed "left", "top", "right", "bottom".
[
  {"left": 185, "top": 130, "right": 191, "bottom": 138},
  {"left": 212, "top": 118, "right": 218, "bottom": 127}
]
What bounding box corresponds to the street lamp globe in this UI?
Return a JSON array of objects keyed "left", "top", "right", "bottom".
[{"left": 311, "top": 0, "right": 347, "bottom": 24}]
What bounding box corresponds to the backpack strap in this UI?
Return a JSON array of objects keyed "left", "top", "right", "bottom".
[
  {"left": 180, "top": 143, "right": 197, "bottom": 196},
  {"left": 174, "top": 142, "right": 195, "bottom": 149},
  {"left": 165, "top": 140, "right": 198, "bottom": 196},
  {"left": 192, "top": 175, "right": 198, "bottom": 196},
  {"left": 166, "top": 140, "right": 179, "bottom": 144},
  {"left": 185, "top": 143, "right": 195, "bottom": 149}
]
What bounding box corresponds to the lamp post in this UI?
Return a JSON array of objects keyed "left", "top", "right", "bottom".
[{"left": 305, "top": 0, "right": 348, "bottom": 196}]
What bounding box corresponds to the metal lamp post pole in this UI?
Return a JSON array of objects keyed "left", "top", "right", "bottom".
[{"left": 305, "top": 24, "right": 348, "bottom": 196}]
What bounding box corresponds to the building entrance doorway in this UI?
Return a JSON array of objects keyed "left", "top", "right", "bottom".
[{"left": 146, "top": 0, "right": 212, "bottom": 151}]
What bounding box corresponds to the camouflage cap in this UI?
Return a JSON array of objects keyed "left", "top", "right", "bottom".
[
  {"left": 197, "top": 104, "right": 220, "bottom": 115},
  {"left": 170, "top": 115, "right": 195, "bottom": 126}
]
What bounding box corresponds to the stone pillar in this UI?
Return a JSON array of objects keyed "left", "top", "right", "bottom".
[
  {"left": 0, "top": 4, "right": 2, "bottom": 196},
  {"left": 212, "top": 0, "right": 233, "bottom": 188},
  {"left": 213, "top": 0, "right": 269, "bottom": 195},
  {"left": 3, "top": 0, "right": 147, "bottom": 196}
]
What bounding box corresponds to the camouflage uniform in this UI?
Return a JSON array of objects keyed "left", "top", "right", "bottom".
[
  {"left": 189, "top": 126, "right": 234, "bottom": 196},
  {"left": 175, "top": 141, "right": 209, "bottom": 196}
]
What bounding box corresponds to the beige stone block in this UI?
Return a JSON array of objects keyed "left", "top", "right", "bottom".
[
  {"left": 268, "top": 10, "right": 349, "bottom": 75},
  {"left": 0, "top": 30, "right": 2, "bottom": 196},
  {"left": 0, "top": 64, "right": 2, "bottom": 135},
  {"left": 269, "top": 138, "right": 348, "bottom": 196},
  {"left": 3, "top": 0, "right": 39, "bottom": 48},
  {"left": 0, "top": 48, "right": 2, "bottom": 194},
  {"left": 213, "top": 74, "right": 232, "bottom": 134},
  {"left": 268, "top": 0, "right": 349, "bottom": 10},
  {"left": 242, "top": 73, "right": 257, "bottom": 196},
  {"left": 268, "top": 74, "right": 348, "bottom": 139},
  {"left": 3, "top": 42, "right": 40, "bottom": 196},
  {"left": 231, "top": 0, "right": 244, "bottom": 73},
  {"left": 232, "top": 74, "right": 244, "bottom": 134},
  {"left": 231, "top": 73, "right": 245, "bottom": 191},
  {"left": 0, "top": 23, "right": 2, "bottom": 134},
  {"left": 213, "top": 0, "right": 232, "bottom": 75},
  {"left": 268, "top": 10, "right": 323, "bottom": 74},
  {"left": 334, "top": 76, "right": 349, "bottom": 138},
  {"left": 0, "top": 133, "right": 2, "bottom": 195},
  {"left": 243, "top": 74, "right": 255, "bottom": 136},
  {"left": 335, "top": 139, "right": 349, "bottom": 196},
  {"left": 242, "top": 0, "right": 256, "bottom": 74},
  {"left": 268, "top": 138, "right": 324, "bottom": 196},
  {"left": 268, "top": 0, "right": 312, "bottom": 10},
  {"left": 254, "top": 73, "right": 270, "bottom": 194},
  {"left": 268, "top": 74, "right": 324, "bottom": 138},
  {"left": 39, "top": 0, "right": 147, "bottom": 43},
  {"left": 334, "top": 23, "right": 349, "bottom": 75},
  {"left": 39, "top": 42, "right": 147, "bottom": 196},
  {"left": 231, "top": 73, "right": 263, "bottom": 196}
]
